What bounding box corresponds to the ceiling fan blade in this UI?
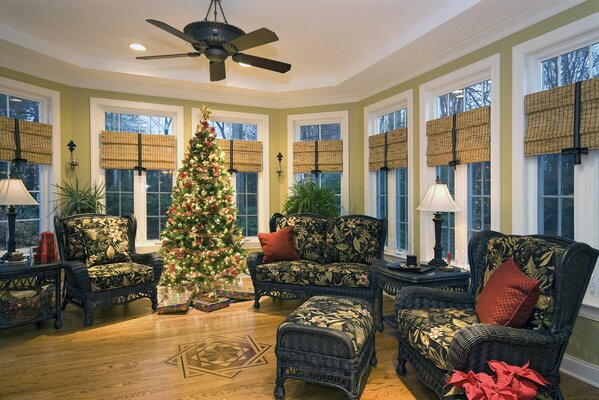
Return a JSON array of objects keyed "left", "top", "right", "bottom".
[
  {"left": 232, "top": 53, "right": 291, "bottom": 73},
  {"left": 210, "top": 61, "right": 226, "bottom": 81},
  {"left": 228, "top": 28, "right": 278, "bottom": 51},
  {"left": 146, "top": 19, "right": 199, "bottom": 45},
  {"left": 136, "top": 52, "right": 201, "bottom": 60}
]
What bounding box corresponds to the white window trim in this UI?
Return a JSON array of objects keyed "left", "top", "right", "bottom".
[
  {"left": 363, "top": 90, "right": 414, "bottom": 256},
  {"left": 192, "top": 108, "right": 270, "bottom": 249},
  {"left": 512, "top": 12, "right": 599, "bottom": 320},
  {"left": 287, "top": 111, "right": 349, "bottom": 214},
  {"left": 419, "top": 54, "right": 501, "bottom": 268},
  {"left": 0, "top": 76, "right": 60, "bottom": 235},
  {"left": 90, "top": 98, "right": 184, "bottom": 246}
]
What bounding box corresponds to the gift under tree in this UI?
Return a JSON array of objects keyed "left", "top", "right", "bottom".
[{"left": 160, "top": 106, "right": 246, "bottom": 294}]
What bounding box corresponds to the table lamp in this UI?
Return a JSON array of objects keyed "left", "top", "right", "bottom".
[
  {"left": 0, "top": 179, "right": 39, "bottom": 261},
  {"left": 417, "top": 177, "right": 460, "bottom": 267}
]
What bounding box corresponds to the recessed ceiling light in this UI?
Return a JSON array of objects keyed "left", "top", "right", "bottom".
[
  {"left": 238, "top": 62, "right": 252, "bottom": 68},
  {"left": 129, "top": 43, "right": 147, "bottom": 51}
]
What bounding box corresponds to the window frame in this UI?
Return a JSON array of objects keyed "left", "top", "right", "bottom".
[
  {"left": 363, "top": 90, "right": 414, "bottom": 256},
  {"left": 192, "top": 108, "right": 270, "bottom": 247},
  {"left": 90, "top": 98, "right": 184, "bottom": 247},
  {"left": 287, "top": 111, "right": 349, "bottom": 214},
  {"left": 512, "top": 13, "right": 599, "bottom": 319},
  {"left": 419, "top": 54, "right": 501, "bottom": 267},
  {"left": 0, "top": 77, "right": 61, "bottom": 240}
]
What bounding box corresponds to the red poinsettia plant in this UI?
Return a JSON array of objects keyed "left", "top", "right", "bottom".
[{"left": 445, "top": 361, "right": 549, "bottom": 400}]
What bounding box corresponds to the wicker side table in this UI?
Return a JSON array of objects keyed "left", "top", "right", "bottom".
[
  {"left": 0, "top": 261, "right": 63, "bottom": 329},
  {"left": 275, "top": 296, "right": 377, "bottom": 400},
  {"left": 375, "top": 263, "right": 469, "bottom": 331}
]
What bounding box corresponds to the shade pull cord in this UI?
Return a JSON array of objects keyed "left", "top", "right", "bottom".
[
  {"left": 228, "top": 140, "right": 237, "bottom": 174},
  {"left": 12, "top": 118, "right": 27, "bottom": 166},
  {"left": 562, "top": 81, "right": 588, "bottom": 165},
  {"left": 380, "top": 131, "right": 389, "bottom": 172},
  {"left": 133, "top": 133, "right": 146, "bottom": 176},
  {"left": 311, "top": 140, "right": 321, "bottom": 178},
  {"left": 448, "top": 113, "right": 461, "bottom": 169}
]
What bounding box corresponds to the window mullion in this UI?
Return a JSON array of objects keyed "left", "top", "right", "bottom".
[
  {"left": 135, "top": 172, "right": 147, "bottom": 243},
  {"left": 387, "top": 170, "right": 397, "bottom": 251},
  {"left": 454, "top": 166, "right": 468, "bottom": 265}
]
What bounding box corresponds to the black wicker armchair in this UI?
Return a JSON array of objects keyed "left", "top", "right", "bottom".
[
  {"left": 394, "top": 230, "right": 598, "bottom": 400},
  {"left": 248, "top": 213, "right": 387, "bottom": 308},
  {"left": 54, "top": 213, "right": 163, "bottom": 326}
]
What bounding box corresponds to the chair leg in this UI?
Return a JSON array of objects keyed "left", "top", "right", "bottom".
[
  {"left": 274, "top": 365, "right": 286, "bottom": 399},
  {"left": 370, "top": 350, "right": 378, "bottom": 367},
  {"left": 83, "top": 299, "right": 95, "bottom": 327},
  {"left": 253, "top": 293, "right": 261, "bottom": 309},
  {"left": 396, "top": 356, "right": 407, "bottom": 376},
  {"left": 61, "top": 298, "right": 68, "bottom": 310},
  {"left": 151, "top": 288, "right": 158, "bottom": 311}
]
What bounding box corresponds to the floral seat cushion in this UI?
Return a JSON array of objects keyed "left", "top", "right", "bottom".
[
  {"left": 480, "top": 236, "right": 565, "bottom": 329},
  {"left": 397, "top": 308, "right": 480, "bottom": 370},
  {"left": 280, "top": 295, "right": 374, "bottom": 356},
  {"left": 324, "top": 216, "right": 383, "bottom": 264},
  {"left": 275, "top": 215, "right": 329, "bottom": 263},
  {"left": 255, "top": 260, "right": 370, "bottom": 288},
  {"left": 64, "top": 216, "right": 131, "bottom": 266},
  {"left": 87, "top": 262, "right": 154, "bottom": 292}
]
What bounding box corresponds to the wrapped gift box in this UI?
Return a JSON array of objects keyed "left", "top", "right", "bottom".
[
  {"left": 156, "top": 288, "right": 194, "bottom": 314},
  {"left": 191, "top": 297, "right": 231, "bottom": 312},
  {"left": 215, "top": 287, "right": 254, "bottom": 301}
]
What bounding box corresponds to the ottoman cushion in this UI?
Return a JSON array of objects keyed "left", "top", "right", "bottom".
[{"left": 278, "top": 295, "right": 374, "bottom": 357}]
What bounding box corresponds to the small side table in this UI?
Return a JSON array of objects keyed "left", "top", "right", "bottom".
[
  {"left": 375, "top": 263, "right": 469, "bottom": 331},
  {"left": 0, "top": 261, "right": 63, "bottom": 330}
]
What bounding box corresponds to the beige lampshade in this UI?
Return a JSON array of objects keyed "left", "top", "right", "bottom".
[
  {"left": 0, "top": 179, "right": 39, "bottom": 206},
  {"left": 417, "top": 181, "right": 460, "bottom": 213}
]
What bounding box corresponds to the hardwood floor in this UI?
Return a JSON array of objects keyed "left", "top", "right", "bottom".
[{"left": 1, "top": 294, "right": 598, "bottom": 400}]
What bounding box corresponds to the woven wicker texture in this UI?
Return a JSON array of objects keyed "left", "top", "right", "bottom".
[
  {"left": 215, "top": 138, "right": 263, "bottom": 172},
  {"left": 426, "top": 105, "right": 490, "bottom": 167},
  {"left": 525, "top": 76, "right": 599, "bottom": 156},
  {"left": 0, "top": 116, "right": 53, "bottom": 164},
  {"left": 100, "top": 131, "right": 176, "bottom": 170},
  {"left": 368, "top": 128, "right": 407, "bottom": 171},
  {"left": 293, "top": 140, "right": 343, "bottom": 173}
]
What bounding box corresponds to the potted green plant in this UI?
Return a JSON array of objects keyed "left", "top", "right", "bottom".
[
  {"left": 52, "top": 179, "right": 106, "bottom": 216},
  {"left": 283, "top": 179, "right": 339, "bottom": 217}
]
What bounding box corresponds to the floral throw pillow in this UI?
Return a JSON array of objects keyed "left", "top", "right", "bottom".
[{"left": 66, "top": 216, "right": 131, "bottom": 266}]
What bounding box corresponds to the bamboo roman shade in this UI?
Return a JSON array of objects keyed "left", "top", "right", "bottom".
[
  {"left": 525, "top": 76, "right": 599, "bottom": 156},
  {"left": 426, "top": 105, "right": 491, "bottom": 167},
  {"left": 293, "top": 140, "right": 343, "bottom": 174},
  {"left": 0, "top": 116, "right": 53, "bottom": 164},
  {"left": 368, "top": 128, "right": 407, "bottom": 171},
  {"left": 100, "top": 131, "right": 176, "bottom": 171},
  {"left": 216, "top": 138, "right": 263, "bottom": 172}
]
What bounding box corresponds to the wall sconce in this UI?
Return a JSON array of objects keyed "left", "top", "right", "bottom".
[
  {"left": 67, "top": 140, "right": 78, "bottom": 170},
  {"left": 276, "top": 152, "right": 283, "bottom": 176}
]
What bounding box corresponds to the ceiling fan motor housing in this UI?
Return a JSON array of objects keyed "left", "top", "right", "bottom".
[{"left": 184, "top": 21, "right": 244, "bottom": 52}]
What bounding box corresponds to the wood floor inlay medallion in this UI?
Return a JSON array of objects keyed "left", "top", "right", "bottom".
[{"left": 165, "top": 335, "right": 271, "bottom": 379}]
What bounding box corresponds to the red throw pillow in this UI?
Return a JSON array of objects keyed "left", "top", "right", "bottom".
[
  {"left": 475, "top": 258, "right": 541, "bottom": 328},
  {"left": 258, "top": 226, "right": 300, "bottom": 263}
]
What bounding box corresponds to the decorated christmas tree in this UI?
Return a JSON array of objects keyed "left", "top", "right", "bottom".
[{"left": 160, "top": 106, "right": 246, "bottom": 292}]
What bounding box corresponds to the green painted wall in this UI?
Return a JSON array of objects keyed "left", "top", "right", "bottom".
[{"left": 1, "top": 0, "right": 599, "bottom": 368}]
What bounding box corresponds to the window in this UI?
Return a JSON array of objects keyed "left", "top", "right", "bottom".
[
  {"left": 288, "top": 111, "right": 349, "bottom": 214},
  {"left": 298, "top": 123, "right": 342, "bottom": 212},
  {"left": 0, "top": 78, "right": 60, "bottom": 253},
  {"left": 364, "top": 91, "right": 413, "bottom": 255},
  {"left": 90, "top": 98, "right": 184, "bottom": 245},
  {"left": 419, "top": 55, "right": 500, "bottom": 267},
  {"left": 210, "top": 120, "right": 259, "bottom": 237},
  {"left": 512, "top": 16, "right": 599, "bottom": 317},
  {"left": 194, "top": 109, "right": 270, "bottom": 241}
]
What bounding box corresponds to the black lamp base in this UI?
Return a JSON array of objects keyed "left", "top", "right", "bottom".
[
  {"left": 427, "top": 212, "right": 448, "bottom": 267},
  {"left": 2, "top": 205, "right": 18, "bottom": 261}
]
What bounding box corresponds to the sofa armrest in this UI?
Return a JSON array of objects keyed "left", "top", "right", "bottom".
[
  {"left": 395, "top": 286, "right": 475, "bottom": 312},
  {"left": 130, "top": 252, "right": 164, "bottom": 282},
  {"left": 61, "top": 260, "right": 91, "bottom": 292},
  {"left": 247, "top": 252, "right": 264, "bottom": 279},
  {"left": 448, "top": 324, "right": 568, "bottom": 375}
]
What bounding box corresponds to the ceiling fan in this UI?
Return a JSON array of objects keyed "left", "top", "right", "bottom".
[{"left": 136, "top": 0, "right": 291, "bottom": 82}]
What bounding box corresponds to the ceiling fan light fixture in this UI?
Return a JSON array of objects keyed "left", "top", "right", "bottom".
[
  {"left": 238, "top": 62, "right": 251, "bottom": 68},
  {"left": 129, "top": 43, "right": 147, "bottom": 51}
]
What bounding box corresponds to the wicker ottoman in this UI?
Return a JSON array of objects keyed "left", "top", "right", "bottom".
[{"left": 274, "top": 296, "right": 377, "bottom": 400}]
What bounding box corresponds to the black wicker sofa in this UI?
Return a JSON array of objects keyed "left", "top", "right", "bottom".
[{"left": 248, "top": 213, "right": 387, "bottom": 309}]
